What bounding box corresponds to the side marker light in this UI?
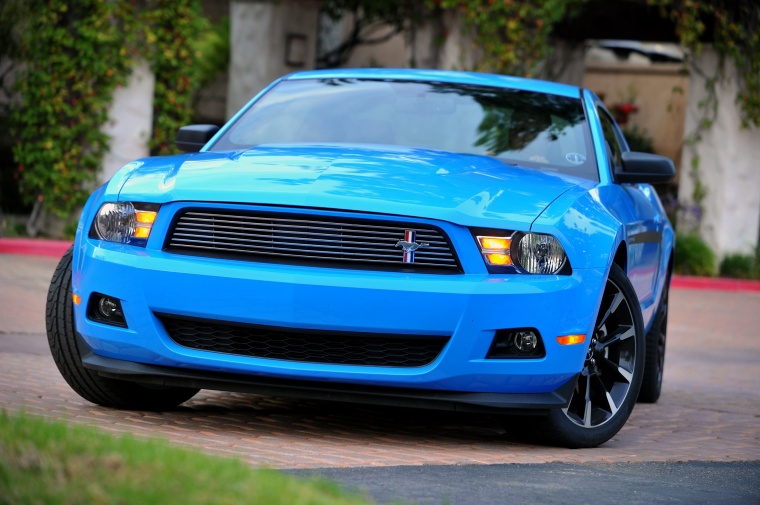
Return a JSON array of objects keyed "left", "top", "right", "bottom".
[
  {"left": 557, "top": 334, "right": 586, "bottom": 345},
  {"left": 72, "top": 294, "right": 81, "bottom": 305}
]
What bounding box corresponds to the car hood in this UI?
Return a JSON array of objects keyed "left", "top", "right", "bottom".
[{"left": 116, "top": 144, "right": 590, "bottom": 228}]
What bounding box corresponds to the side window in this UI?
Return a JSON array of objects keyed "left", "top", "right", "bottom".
[{"left": 597, "top": 108, "right": 623, "bottom": 172}]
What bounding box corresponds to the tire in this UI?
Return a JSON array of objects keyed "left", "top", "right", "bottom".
[
  {"left": 46, "top": 246, "right": 199, "bottom": 410},
  {"left": 505, "top": 263, "right": 645, "bottom": 448},
  {"left": 637, "top": 273, "right": 669, "bottom": 403}
]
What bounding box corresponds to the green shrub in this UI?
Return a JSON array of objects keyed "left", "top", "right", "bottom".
[
  {"left": 674, "top": 234, "right": 716, "bottom": 277},
  {"left": 719, "top": 251, "right": 760, "bottom": 280}
]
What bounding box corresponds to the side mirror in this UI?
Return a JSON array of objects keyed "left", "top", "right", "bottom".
[
  {"left": 616, "top": 151, "right": 675, "bottom": 184},
  {"left": 176, "top": 124, "right": 220, "bottom": 153}
]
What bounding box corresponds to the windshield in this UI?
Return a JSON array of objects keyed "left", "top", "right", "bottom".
[{"left": 210, "top": 78, "right": 598, "bottom": 181}]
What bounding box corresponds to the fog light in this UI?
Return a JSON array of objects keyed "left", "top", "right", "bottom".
[
  {"left": 98, "top": 297, "right": 122, "bottom": 319},
  {"left": 513, "top": 330, "right": 538, "bottom": 353},
  {"left": 486, "top": 328, "right": 545, "bottom": 359},
  {"left": 87, "top": 293, "right": 128, "bottom": 328}
]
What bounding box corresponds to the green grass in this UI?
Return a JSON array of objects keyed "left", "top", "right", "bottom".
[{"left": 0, "top": 411, "right": 375, "bottom": 505}]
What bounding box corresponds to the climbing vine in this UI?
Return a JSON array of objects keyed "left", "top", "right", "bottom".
[
  {"left": 141, "top": 1, "right": 206, "bottom": 156},
  {"left": 10, "top": 0, "right": 204, "bottom": 224},
  {"left": 650, "top": 0, "right": 760, "bottom": 129},
  {"left": 436, "top": 0, "right": 587, "bottom": 77},
  {"left": 10, "top": 0, "right": 134, "bottom": 220},
  {"left": 649, "top": 0, "right": 759, "bottom": 231}
]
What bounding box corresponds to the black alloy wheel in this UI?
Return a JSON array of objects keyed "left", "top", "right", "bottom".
[{"left": 505, "top": 263, "right": 645, "bottom": 448}]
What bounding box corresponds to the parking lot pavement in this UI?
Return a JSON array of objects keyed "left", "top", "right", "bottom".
[{"left": 1, "top": 253, "right": 759, "bottom": 469}]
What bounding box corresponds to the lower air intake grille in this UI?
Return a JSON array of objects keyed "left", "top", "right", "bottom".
[
  {"left": 164, "top": 209, "right": 461, "bottom": 272},
  {"left": 158, "top": 314, "right": 449, "bottom": 367}
]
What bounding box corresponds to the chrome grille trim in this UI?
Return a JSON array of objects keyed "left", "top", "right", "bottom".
[{"left": 165, "top": 209, "right": 461, "bottom": 272}]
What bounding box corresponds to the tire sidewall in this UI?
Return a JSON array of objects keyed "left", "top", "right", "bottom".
[{"left": 548, "top": 263, "right": 646, "bottom": 448}]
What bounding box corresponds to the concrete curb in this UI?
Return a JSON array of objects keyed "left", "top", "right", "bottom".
[{"left": 2, "top": 237, "right": 759, "bottom": 292}]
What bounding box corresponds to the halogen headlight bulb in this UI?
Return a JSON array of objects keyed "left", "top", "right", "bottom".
[
  {"left": 94, "top": 202, "right": 137, "bottom": 243},
  {"left": 513, "top": 232, "right": 567, "bottom": 274}
]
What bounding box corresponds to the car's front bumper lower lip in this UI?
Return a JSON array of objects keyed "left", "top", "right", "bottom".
[{"left": 79, "top": 336, "right": 578, "bottom": 413}]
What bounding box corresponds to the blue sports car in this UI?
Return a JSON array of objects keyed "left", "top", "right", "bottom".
[{"left": 47, "top": 69, "right": 674, "bottom": 448}]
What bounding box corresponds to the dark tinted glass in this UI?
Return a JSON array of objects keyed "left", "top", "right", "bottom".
[{"left": 211, "top": 79, "right": 598, "bottom": 180}]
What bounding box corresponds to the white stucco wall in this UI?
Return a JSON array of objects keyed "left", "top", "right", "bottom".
[
  {"left": 100, "top": 60, "right": 154, "bottom": 184},
  {"left": 227, "top": 0, "right": 320, "bottom": 119},
  {"left": 678, "top": 47, "right": 760, "bottom": 258}
]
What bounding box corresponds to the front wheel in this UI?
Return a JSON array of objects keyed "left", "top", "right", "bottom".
[
  {"left": 46, "top": 246, "right": 199, "bottom": 410},
  {"left": 506, "top": 263, "right": 645, "bottom": 448}
]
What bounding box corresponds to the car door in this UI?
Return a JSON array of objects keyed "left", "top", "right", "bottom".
[{"left": 597, "top": 106, "right": 663, "bottom": 306}]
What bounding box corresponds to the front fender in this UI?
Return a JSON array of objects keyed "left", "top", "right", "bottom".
[{"left": 531, "top": 185, "right": 624, "bottom": 271}]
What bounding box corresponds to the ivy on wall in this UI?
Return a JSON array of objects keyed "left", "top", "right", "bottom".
[
  {"left": 10, "top": 0, "right": 204, "bottom": 222},
  {"left": 650, "top": 0, "right": 759, "bottom": 129},
  {"left": 648, "top": 0, "right": 759, "bottom": 232},
  {"left": 142, "top": 1, "right": 206, "bottom": 156},
  {"left": 11, "top": 0, "right": 133, "bottom": 219}
]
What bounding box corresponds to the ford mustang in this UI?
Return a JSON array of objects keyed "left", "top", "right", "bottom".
[{"left": 46, "top": 69, "right": 674, "bottom": 448}]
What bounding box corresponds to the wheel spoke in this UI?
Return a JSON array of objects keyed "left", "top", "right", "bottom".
[
  {"left": 604, "top": 390, "right": 619, "bottom": 415},
  {"left": 597, "top": 354, "right": 633, "bottom": 384},
  {"left": 597, "top": 291, "right": 623, "bottom": 329},
  {"left": 617, "top": 366, "right": 633, "bottom": 383},
  {"left": 596, "top": 325, "right": 635, "bottom": 350}
]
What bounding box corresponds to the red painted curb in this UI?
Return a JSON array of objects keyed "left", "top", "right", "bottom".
[
  {"left": 671, "top": 275, "right": 760, "bottom": 293},
  {"left": 0, "top": 238, "right": 72, "bottom": 258}
]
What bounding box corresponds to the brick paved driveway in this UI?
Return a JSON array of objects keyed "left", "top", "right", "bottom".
[{"left": 1, "top": 254, "right": 758, "bottom": 468}]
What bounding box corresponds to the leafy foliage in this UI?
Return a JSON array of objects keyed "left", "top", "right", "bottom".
[
  {"left": 10, "top": 0, "right": 134, "bottom": 218},
  {"left": 319, "top": 0, "right": 431, "bottom": 68},
  {"left": 437, "top": 0, "right": 587, "bottom": 77},
  {"left": 650, "top": 0, "right": 760, "bottom": 129},
  {"left": 719, "top": 250, "right": 760, "bottom": 280},
  {"left": 142, "top": 1, "right": 207, "bottom": 156},
  {"left": 648, "top": 1, "right": 759, "bottom": 236},
  {"left": 674, "top": 233, "right": 716, "bottom": 277},
  {"left": 10, "top": 1, "right": 205, "bottom": 219}
]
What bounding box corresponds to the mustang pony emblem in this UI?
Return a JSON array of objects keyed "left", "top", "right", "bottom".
[{"left": 395, "top": 230, "right": 429, "bottom": 264}]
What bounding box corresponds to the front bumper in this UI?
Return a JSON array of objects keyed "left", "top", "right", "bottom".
[{"left": 72, "top": 208, "right": 606, "bottom": 403}]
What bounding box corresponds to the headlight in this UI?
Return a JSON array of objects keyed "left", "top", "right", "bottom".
[
  {"left": 90, "top": 202, "right": 159, "bottom": 246},
  {"left": 472, "top": 229, "right": 570, "bottom": 274},
  {"left": 512, "top": 232, "right": 568, "bottom": 274}
]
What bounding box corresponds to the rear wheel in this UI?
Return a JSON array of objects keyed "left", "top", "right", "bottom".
[
  {"left": 506, "top": 263, "right": 645, "bottom": 448},
  {"left": 638, "top": 273, "right": 670, "bottom": 403},
  {"left": 46, "top": 246, "right": 199, "bottom": 410}
]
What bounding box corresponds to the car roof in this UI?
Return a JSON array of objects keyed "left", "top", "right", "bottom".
[{"left": 284, "top": 68, "right": 582, "bottom": 99}]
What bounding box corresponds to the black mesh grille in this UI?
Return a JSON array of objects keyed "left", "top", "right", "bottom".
[
  {"left": 158, "top": 314, "right": 450, "bottom": 367},
  {"left": 164, "top": 209, "right": 461, "bottom": 272}
]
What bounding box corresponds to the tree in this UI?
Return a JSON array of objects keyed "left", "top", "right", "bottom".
[{"left": 318, "top": 0, "right": 433, "bottom": 68}]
